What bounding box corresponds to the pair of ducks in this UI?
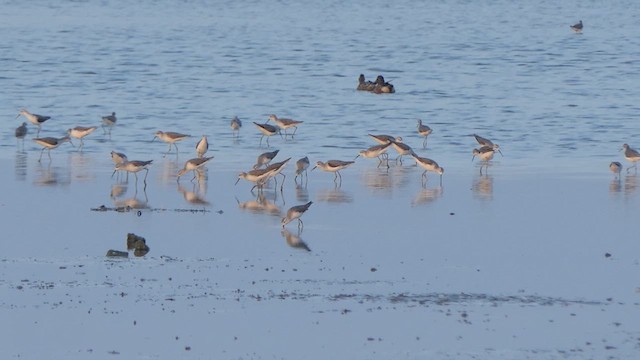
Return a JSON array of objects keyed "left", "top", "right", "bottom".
[{"left": 357, "top": 74, "right": 395, "bottom": 94}]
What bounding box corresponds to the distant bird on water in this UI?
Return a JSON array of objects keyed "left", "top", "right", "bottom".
[
  {"left": 230, "top": 116, "right": 242, "bottom": 137},
  {"left": 570, "top": 20, "right": 583, "bottom": 33},
  {"left": 101, "top": 112, "right": 117, "bottom": 134}
]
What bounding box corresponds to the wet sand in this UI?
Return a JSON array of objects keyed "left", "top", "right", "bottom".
[{"left": 0, "top": 154, "right": 638, "bottom": 359}]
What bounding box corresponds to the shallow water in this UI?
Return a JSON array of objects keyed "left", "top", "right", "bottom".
[{"left": 1, "top": 0, "right": 640, "bottom": 359}]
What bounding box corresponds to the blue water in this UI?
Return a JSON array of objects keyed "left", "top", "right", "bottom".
[
  {"left": 2, "top": 0, "right": 640, "bottom": 173},
  {"left": 1, "top": 1, "right": 640, "bottom": 359}
]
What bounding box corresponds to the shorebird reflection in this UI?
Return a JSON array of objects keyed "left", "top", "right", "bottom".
[
  {"left": 281, "top": 229, "right": 311, "bottom": 252},
  {"left": 236, "top": 192, "right": 282, "bottom": 216},
  {"left": 178, "top": 183, "right": 210, "bottom": 206},
  {"left": 316, "top": 186, "right": 353, "bottom": 203},
  {"left": 472, "top": 174, "right": 494, "bottom": 200},
  {"left": 411, "top": 186, "right": 443, "bottom": 207}
]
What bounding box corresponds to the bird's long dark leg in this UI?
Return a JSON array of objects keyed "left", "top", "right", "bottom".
[{"left": 38, "top": 148, "right": 45, "bottom": 162}]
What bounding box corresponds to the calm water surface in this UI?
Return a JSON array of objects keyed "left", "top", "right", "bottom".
[{"left": 1, "top": 1, "right": 639, "bottom": 359}]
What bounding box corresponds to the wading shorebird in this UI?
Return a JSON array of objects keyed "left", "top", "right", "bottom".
[
  {"left": 253, "top": 122, "right": 279, "bottom": 147},
  {"left": 412, "top": 153, "right": 444, "bottom": 186},
  {"left": 472, "top": 145, "right": 495, "bottom": 175},
  {"left": 196, "top": 135, "right": 208, "bottom": 158},
  {"left": 621, "top": 144, "right": 640, "bottom": 173},
  {"left": 472, "top": 133, "right": 503, "bottom": 156},
  {"left": 417, "top": 119, "right": 433, "bottom": 148},
  {"left": 265, "top": 157, "right": 291, "bottom": 191},
  {"left": 570, "top": 20, "right": 583, "bottom": 33},
  {"left": 17, "top": 109, "right": 50, "bottom": 136},
  {"left": 609, "top": 161, "right": 623, "bottom": 178},
  {"left": 390, "top": 139, "right": 414, "bottom": 165},
  {"left": 33, "top": 136, "right": 73, "bottom": 162},
  {"left": 177, "top": 156, "right": 214, "bottom": 182},
  {"left": 111, "top": 151, "right": 128, "bottom": 180},
  {"left": 295, "top": 156, "right": 310, "bottom": 183},
  {"left": 268, "top": 114, "right": 304, "bottom": 138},
  {"left": 312, "top": 160, "right": 355, "bottom": 184},
  {"left": 355, "top": 142, "right": 391, "bottom": 168},
  {"left": 281, "top": 201, "right": 313, "bottom": 232},
  {"left": 369, "top": 134, "right": 401, "bottom": 145},
  {"left": 101, "top": 112, "right": 117, "bottom": 134},
  {"left": 230, "top": 116, "right": 242, "bottom": 136},
  {"left": 113, "top": 160, "right": 153, "bottom": 182},
  {"left": 153, "top": 131, "right": 191, "bottom": 156},
  {"left": 67, "top": 126, "right": 97, "bottom": 151},
  {"left": 15, "top": 122, "right": 27, "bottom": 146},
  {"left": 254, "top": 149, "right": 280, "bottom": 169},
  {"left": 235, "top": 167, "right": 273, "bottom": 192}
]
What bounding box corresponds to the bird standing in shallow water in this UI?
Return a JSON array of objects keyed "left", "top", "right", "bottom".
[
  {"left": 355, "top": 143, "right": 391, "bottom": 168},
  {"left": 177, "top": 156, "right": 214, "bottom": 182},
  {"left": 231, "top": 116, "right": 242, "bottom": 137},
  {"left": 253, "top": 122, "right": 279, "bottom": 147},
  {"left": 254, "top": 149, "right": 279, "bottom": 169},
  {"left": 17, "top": 109, "right": 50, "bottom": 136},
  {"left": 472, "top": 134, "right": 503, "bottom": 156},
  {"left": 113, "top": 160, "right": 153, "bottom": 183},
  {"left": 196, "top": 136, "right": 208, "bottom": 158},
  {"left": 33, "top": 136, "right": 73, "bottom": 162},
  {"left": 282, "top": 201, "right": 313, "bottom": 232},
  {"left": 412, "top": 153, "right": 444, "bottom": 186},
  {"left": 312, "top": 160, "right": 355, "bottom": 184},
  {"left": 15, "top": 122, "right": 27, "bottom": 147},
  {"left": 295, "top": 156, "right": 310, "bottom": 183},
  {"left": 153, "top": 131, "right": 191, "bottom": 156},
  {"left": 101, "top": 112, "right": 117, "bottom": 134},
  {"left": 68, "top": 126, "right": 97, "bottom": 151},
  {"left": 610, "top": 161, "right": 623, "bottom": 178},
  {"left": 570, "top": 20, "right": 583, "bottom": 33},
  {"left": 268, "top": 114, "right": 304, "bottom": 138},
  {"left": 417, "top": 119, "right": 432, "bottom": 148},
  {"left": 472, "top": 146, "right": 495, "bottom": 175},
  {"left": 621, "top": 144, "right": 640, "bottom": 173}
]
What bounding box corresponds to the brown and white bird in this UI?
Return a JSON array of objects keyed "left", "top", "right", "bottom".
[
  {"left": 67, "top": 126, "right": 97, "bottom": 150},
  {"left": 609, "top": 161, "right": 623, "bottom": 177},
  {"left": 472, "top": 133, "right": 503, "bottom": 156},
  {"left": 254, "top": 149, "right": 279, "bottom": 169},
  {"left": 17, "top": 109, "right": 50, "bottom": 136},
  {"left": 177, "top": 156, "right": 214, "bottom": 182},
  {"left": 33, "top": 136, "right": 73, "bottom": 162},
  {"left": 152, "top": 131, "right": 191, "bottom": 155},
  {"left": 295, "top": 156, "right": 310, "bottom": 183},
  {"left": 621, "top": 144, "right": 640, "bottom": 173},
  {"left": 196, "top": 135, "right": 209, "bottom": 158},
  {"left": 312, "top": 160, "right": 355, "bottom": 184},
  {"left": 281, "top": 201, "right": 313, "bottom": 231},
  {"left": 472, "top": 145, "right": 495, "bottom": 175},
  {"left": 253, "top": 122, "right": 279, "bottom": 147},
  {"left": 412, "top": 153, "right": 444, "bottom": 186},
  {"left": 268, "top": 114, "right": 304, "bottom": 138},
  {"left": 417, "top": 119, "right": 433, "bottom": 148}
]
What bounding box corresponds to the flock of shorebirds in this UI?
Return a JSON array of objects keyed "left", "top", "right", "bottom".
[{"left": 12, "top": 42, "right": 640, "bottom": 231}]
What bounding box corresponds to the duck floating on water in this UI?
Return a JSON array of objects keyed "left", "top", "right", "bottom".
[{"left": 357, "top": 74, "right": 395, "bottom": 94}]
